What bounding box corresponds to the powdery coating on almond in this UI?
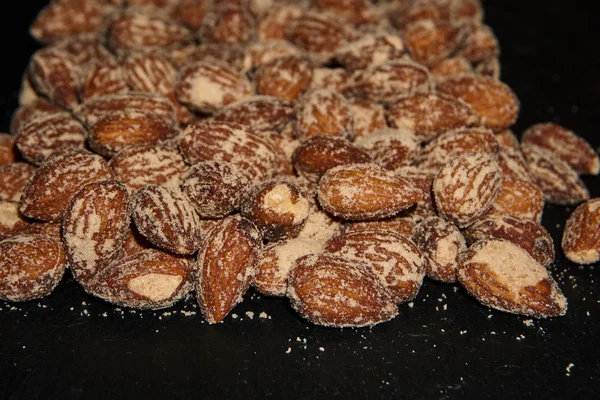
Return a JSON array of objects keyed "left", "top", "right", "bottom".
[
  {"left": 335, "top": 34, "right": 405, "bottom": 70},
  {"left": 51, "top": 34, "right": 114, "bottom": 67},
  {"left": 132, "top": 186, "right": 201, "bottom": 255},
  {"left": 184, "top": 43, "right": 252, "bottom": 73},
  {"left": 0, "top": 234, "right": 66, "bottom": 302},
  {"left": 562, "top": 199, "right": 600, "bottom": 265},
  {"left": 345, "top": 59, "right": 432, "bottom": 104},
  {"left": 18, "top": 222, "right": 62, "bottom": 244},
  {"left": 287, "top": 253, "right": 399, "bottom": 328},
  {"left": 458, "top": 239, "right": 567, "bottom": 318},
  {"left": 0, "top": 201, "right": 29, "bottom": 240},
  {"left": 521, "top": 144, "right": 589, "bottom": 206},
  {"left": 110, "top": 145, "right": 189, "bottom": 194},
  {"left": 88, "top": 110, "right": 177, "bottom": 157},
  {"left": 522, "top": 123, "right": 599, "bottom": 176},
  {"left": 354, "top": 128, "right": 419, "bottom": 172},
  {"left": 212, "top": 96, "right": 296, "bottom": 132},
  {"left": 10, "top": 99, "right": 63, "bottom": 135},
  {"left": 403, "top": 20, "right": 465, "bottom": 67},
  {"left": 296, "top": 89, "right": 354, "bottom": 140},
  {"left": 433, "top": 152, "right": 502, "bottom": 227},
  {"left": 241, "top": 181, "right": 311, "bottom": 242},
  {"left": 255, "top": 56, "right": 314, "bottom": 101},
  {"left": 81, "top": 60, "right": 129, "bottom": 101},
  {"left": 494, "top": 129, "right": 520, "bottom": 148},
  {"left": 318, "top": 163, "right": 422, "bottom": 221},
  {"left": 324, "top": 230, "right": 426, "bottom": 304},
  {"left": 16, "top": 113, "right": 87, "bottom": 166},
  {"left": 175, "top": 61, "right": 252, "bottom": 113},
  {"left": 88, "top": 249, "right": 193, "bottom": 310},
  {"left": 413, "top": 217, "right": 466, "bottom": 283},
  {"left": 430, "top": 56, "right": 473, "bottom": 83},
  {"left": 437, "top": 75, "right": 519, "bottom": 130},
  {"left": 62, "top": 180, "right": 130, "bottom": 286},
  {"left": 309, "top": 68, "right": 350, "bottom": 93},
  {"left": 248, "top": 40, "right": 305, "bottom": 69},
  {"left": 0, "top": 163, "right": 37, "bottom": 202},
  {"left": 345, "top": 217, "right": 416, "bottom": 239},
  {"left": 489, "top": 178, "right": 544, "bottom": 223},
  {"left": 258, "top": 5, "right": 303, "bottom": 40},
  {"left": 119, "top": 222, "right": 154, "bottom": 259},
  {"left": 459, "top": 24, "right": 499, "bottom": 63},
  {"left": 197, "top": 3, "right": 255, "bottom": 45},
  {"left": 122, "top": 52, "right": 178, "bottom": 96},
  {"left": 387, "top": 92, "right": 480, "bottom": 141},
  {"left": 397, "top": 169, "right": 437, "bottom": 223},
  {"left": 292, "top": 136, "right": 371, "bottom": 183},
  {"left": 347, "top": 98, "right": 387, "bottom": 140},
  {"left": 75, "top": 92, "right": 177, "bottom": 127},
  {"left": 29, "top": 47, "right": 81, "bottom": 109},
  {"left": 19, "top": 151, "right": 114, "bottom": 222},
  {"left": 196, "top": 216, "right": 262, "bottom": 324},
  {"left": 0, "top": 134, "right": 18, "bottom": 165},
  {"left": 497, "top": 146, "right": 533, "bottom": 182},
  {"left": 465, "top": 215, "right": 555, "bottom": 267},
  {"left": 179, "top": 121, "right": 278, "bottom": 182}
]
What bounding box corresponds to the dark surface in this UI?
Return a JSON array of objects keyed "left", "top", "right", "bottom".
[{"left": 1, "top": 1, "right": 599, "bottom": 399}]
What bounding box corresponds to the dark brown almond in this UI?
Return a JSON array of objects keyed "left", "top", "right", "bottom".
[
  {"left": 458, "top": 239, "right": 567, "bottom": 318},
  {"left": 287, "top": 253, "right": 399, "bottom": 328},
  {"left": 0, "top": 234, "right": 66, "bottom": 302},
  {"left": 212, "top": 96, "right": 296, "bottom": 132},
  {"left": 296, "top": 89, "right": 354, "bottom": 140},
  {"left": 255, "top": 56, "right": 314, "bottom": 101},
  {"left": 132, "top": 186, "right": 201, "bottom": 255},
  {"left": 488, "top": 178, "right": 544, "bottom": 223},
  {"left": 28, "top": 47, "right": 81, "bottom": 109},
  {"left": 0, "top": 163, "right": 38, "bottom": 202},
  {"left": 196, "top": 216, "right": 262, "bottom": 324},
  {"left": 62, "top": 180, "right": 130, "bottom": 286},
  {"left": 562, "top": 199, "right": 600, "bottom": 265},
  {"left": 19, "top": 150, "right": 114, "bottom": 222}
]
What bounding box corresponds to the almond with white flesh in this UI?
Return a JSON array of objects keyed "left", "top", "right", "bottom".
[
  {"left": 88, "top": 249, "right": 193, "bottom": 310},
  {"left": 287, "top": 253, "right": 399, "bottom": 328},
  {"left": 132, "top": 185, "right": 201, "bottom": 255},
  {"left": 318, "top": 163, "right": 422, "bottom": 221},
  {"left": 458, "top": 239, "right": 567, "bottom": 318},
  {"left": 324, "top": 230, "right": 426, "bottom": 304},
  {"left": 0, "top": 234, "right": 66, "bottom": 302},
  {"left": 562, "top": 198, "right": 600, "bottom": 265},
  {"left": 62, "top": 180, "right": 130, "bottom": 287},
  {"left": 196, "top": 216, "right": 262, "bottom": 324}
]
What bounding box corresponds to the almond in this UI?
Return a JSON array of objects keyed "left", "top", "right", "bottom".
[
  {"left": 318, "top": 163, "right": 422, "bottom": 221},
  {"left": 458, "top": 239, "right": 567, "bottom": 318},
  {"left": 258, "top": 5, "right": 303, "bottom": 40},
  {"left": 324, "top": 230, "right": 426, "bottom": 303},
  {"left": 0, "top": 201, "right": 30, "bottom": 240},
  {"left": 296, "top": 89, "right": 354, "bottom": 139},
  {"left": 465, "top": 215, "right": 555, "bottom": 267},
  {"left": 248, "top": 40, "right": 305, "bottom": 69},
  {"left": 197, "top": 3, "right": 255, "bottom": 45},
  {"left": 309, "top": 68, "right": 350, "bottom": 93},
  {"left": 212, "top": 96, "right": 296, "bottom": 132},
  {"left": 387, "top": 92, "right": 480, "bottom": 141},
  {"left": 287, "top": 253, "right": 398, "bottom": 328},
  {"left": 396, "top": 169, "right": 437, "bottom": 223},
  {"left": 345, "top": 217, "right": 416, "bottom": 239},
  {"left": 122, "top": 52, "right": 178, "bottom": 96},
  {"left": 403, "top": 19, "right": 465, "bottom": 67},
  {"left": 437, "top": 75, "right": 519, "bottom": 130},
  {"left": 459, "top": 24, "right": 499, "bottom": 63},
  {"left": 354, "top": 128, "right": 419, "bottom": 171},
  {"left": 0, "top": 234, "right": 66, "bottom": 302},
  {"left": 173, "top": 0, "right": 213, "bottom": 30},
  {"left": 0, "top": 163, "right": 37, "bottom": 202},
  {"left": 562, "top": 198, "right": 600, "bottom": 265},
  {"left": 88, "top": 110, "right": 177, "bottom": 157},
  {"left": 313, "top": 0, "right": 374, "bottom": 26},
  {"left": 433, "top": 152, "right": 502, "bottom": 227},
  {"left": 474, "top": 56, "right": 501, "bottom": 80},
  {"left": 521, "top": 144, "right": 589, "bottom": 206},
  {"left": 412, "top": 216, "right": 466, "bottom": 283},
  {"left": 28, "top": 47, "right": 81, "bottom": 109},
  {"left": 196, "top": 216, "right": 262, "bottom": 324},
  {"left": 521, "top": 123, "right": 599, "bottom": 176},
  {"left": 494, "top": 129, "right": 520, "bottom": 148},
  {"left": 18, "top": 221, "right": 62, "bottom": 244},
  {"left": 488, "top": 178, "right": 544, "bottom": 223},
  {"left": 0, "top": 134, "right": 18, "bottom": 165},
  {"left": 183, "top": 42, "right": 252, "bottom": 73},
  {"left": 51, "top": 35, "right": 114, "bottom": 67},
  {"left": 88, "top": 249, "right": 193, "bottom": 309},
  {"left": 255, "top": 56, "right": 314, "bottom": 101},
  {"left": 347, "top": 98, "right": 387, "bottom": 140},
  {"left": 430, "top": 56, "right": 473, "bottom": 83},
  {"left": 10, "top": 98, "right": 63, "bottom": 135},
  {"left": 62, "top": 180, "right": 130, "bottom": 286},
  {"left": 335, "top": 34, "right": 405, "bottom": 70},
  {"left": 19, "top": 151, "right": 114, "bottom": 222},
  {"left": 81, "top": 60, "right": 129, "bottom": 101},
  {"left": 496, "top": 145, "right": 532, "bottom": 182}
]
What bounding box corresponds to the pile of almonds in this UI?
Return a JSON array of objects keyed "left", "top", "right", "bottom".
[{"left": 1, "top": 0, "right": 599, "bottom": 328}]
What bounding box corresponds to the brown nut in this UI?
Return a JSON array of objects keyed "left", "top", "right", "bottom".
[
  {"left": 403, "top": 20, "right": 465, "bottom": 67},
  {"left": 81, "top": 60, "right": 129, "bottom": 101},
  {"left": 0, "top": 163, "right": 38, "bottom": 202},
  {"left": 0, "top": 134, "right": 18, "bottom": 166},
  {"left": 255, "top": 56, "right": 314, "bottom": 101},
  {"left": 197, "top": 3, "right": 255, "bottom": 45},
  {"left": 354, "top": 128, "right": 419, "bottom": 172},
  {"left": 562, "top": 198, "right": 600, "bottom": 265},
  {"left": 488, "top": 178, "right": 544, "bottom": 223},
  {"left": 0, "top": 201, "right": 30, "bottom": 240},
  {"left": 28, "top": 47, "right": 81, "bottom": 109},
  {"left": 295, "top": 89, "right": 354, "bottom": 140},
  {"left": 335, "top": 34, "right": 405, "bottom": 70},
  {"left": 212, "top": 96, "right": 296, "bottom": 132},
  {"left": 347, "top": 98, "right": 387, "bottom": 140}
]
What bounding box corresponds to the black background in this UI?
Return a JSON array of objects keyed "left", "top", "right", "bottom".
[{"left": 1, "top": 1, "right": 599, "bottom": 399}]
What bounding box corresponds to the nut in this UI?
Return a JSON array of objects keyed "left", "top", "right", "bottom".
[
  {"left": 248, "top": 40, "right": 305, "bottom": 69},
  {"left": 354, "top": 128, "right": 419, "bottom": 172},
  {"left": 459, "top": 24, "right": 499, "bottom": 63},
  {"left": 197, "top": 3, "right": 255, "bottom": 45},
  {"left": 257, "top": 5, "right": 303, "bottom": 40},
  {"left": 295, "top": 89, "right": 354, "bottom": 139},
  {"left": 402, "top": 20, "right": 465, "bottom": 67},
  {"left": 28, "top": 47, "right": 81, "bottom": 109},
  {"left": 488, "top": 178, "right": 544, "bottom": 223},
  {"left": 430, "top": 56, "right": 473, "bottom": 83},
  {"left": 345, "top": 216, "right": 416, "bottom": 239},
  {"left": 0, "top": 201, "right": 30, "bottom": 240},
  {"left": 562, "top": 198, "right": 600, "bottom": 265},
  {"left": 0, "top": 134, "right": 18, "bottom": 165},
  {"left": 496, "top": 145, "right": 533, "bottom": 182},
  {"left": 0, "top": 163, "right": 38, "bottom": 202},
  {"left": 255, "top": 56, "right": 314, "bottom": 101},
  {"left": 335, "top": 34, "right": 405, "bottom": 70},
  {"left": 212, "top": 96, "right": 296, "bottom": 132},
  {"left": 122, "top": 52, "right": 177, "bottom": 96},
  {"left": 347, "top": 98, "right": 387, "bottom": 140},
  {"left": 10, "top": 98, "right": 63, "bottom": 135},
  {"left": 80, "top": 60, "right": 129, "bottom": 101},
  {"left": 309, "top": 68, "right": 350, "bottom": 93}
]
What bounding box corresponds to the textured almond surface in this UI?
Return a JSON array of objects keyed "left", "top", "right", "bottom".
[
  {"left": 0, "top": 201, "right": 29, "bottom": 240},
  {"left": 296, "top": 89, "right": 354, "bottom": 139},
  {"left": 29, "top": 47, "right": 81, "bottom": 109},
  {"left": 354, "top": 129, "right": 419, "bottom": 172},
  {"left": 335, "top": 33, "right": 405, "bottom": 70},
  {"left": 0, "top": 163, "right": 37, "bottom": 202},
  {"left": 458, "top": 239, "right": 567, "bottom": 318},
  {"left": 562, "top": 199, "right": 600, "bottom": 265},
  {"left": 488, "top": 178, "right": 544, "bottom": 222},
  {"left": 403, "top": 20, "right": 465, "bottom": 67},
  {"left": 255, "top": 56, "right": 314, "bottom": 101},
  {"left": 212, "top": 96, "right": 296, "bottom": 132}
]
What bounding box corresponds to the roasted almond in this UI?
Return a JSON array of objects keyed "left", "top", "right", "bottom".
[
  {"left": 354, "top": 128, "right": 420, "bottom": 172},
  {"left": 10, "top": 98, "right": 63, "bottom": 135},
  {"left": 197, "top": 3, "right": 255, "bottom": 45},
  {"left": 430, "top": 56, "right": 473, "bottom": 83},
  {"left": 296, "top": 89, "right": 354, "bottom": 140},
  {"left": 347, "top": 98, "right": 387, "bottom": 140},
  {"left": 459, "top": 24, "right": 499, "bottom": 63},
  {"left": 562, "top": 198, "right": 600, "bottom": 265},
  {"left": 496, "top": 145, "right": 532, "bottom": 182},
  {"left": 212, "top": 96, "right": 296, "bottom": 132},
  {"left": 458, "top": 239, "right": 567, "bottom": 318},
  {"left": 345, "top": 216, "right": 416, "bottom": 239},
  {"left": 0, "top": 135, "right": 18, "bottom": 166},
  {"left": 258, "top": 5, "right": 303, "bottom": 40},
  {"left": 488, "top": 178, "right": 544, "bottom": 223},
  {"left": 0, "top": 201, "right": 30, "bottom": 240},
  {"left": 313, "top": 0, "right": 374, "bottom": 26},
  {"left": 335, "top": 33, "right": 405, "bottom": 70},
  {"left": 248, "top": 39, "right": 305, "bottom": 69},
  {"left": 122, "top": 52, "right": 178, "bottom": 96},
  {"left": 309, "top": 68, "right": 350, "bottom": 93},
  {"left": 255, "top": 56, "right": 314, "bottom": 101},
  {"left": 403, "top": 19, "right": 465, "bottom": 67},
  {"left": 81, "top": 60, "right": 129, "bottom": 101},
  {"left": 28, "top": 47, "right": 81, "bottom": 109},
  {"left": 173, "top": 0, "right": 212, "bottom": 30},
  {"left": 0, "top": 163, "right": 37, "bottom": 202}
]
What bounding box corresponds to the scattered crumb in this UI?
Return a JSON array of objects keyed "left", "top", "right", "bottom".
[
  {"left": 286, "top": 347, "right": 292, "bottom": 354},
  {"left": 408, "top": 302, "right": 414, "bottom": 308},
  {"left": 460, "top": 330, "right": 467, "bottom": 335},
  {"left": 181, "top": 310, "right": 196, "bottom": 317},
  {"left": 522, "top": 319, "right": 534, "bottom": 327},
  {"left": 487, "top": 314, "right": 493, "bottom": 319},
  {"left": 245, "top": 311, "right": 254, "bottom": 319},
  {"left": 231, "top": 313, "right": 239, "bottom": 319},
  {"left": 259, "top": 312, "right": 269, "bottom": 319},
  {"left": 566, "top": 363, "right": 574, "bottom": 376},
  {"left": 319, "top": 347, "right": 325, "bottom": 352}
]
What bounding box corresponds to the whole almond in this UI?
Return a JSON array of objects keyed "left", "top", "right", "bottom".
[
  {"left": 197, "top": 3, "right": 255, "bottom": 45},
  {"left": 488, "top": 178, "right": 544, "bottom": 222},
  {"left": 0, "top": 201, "right": 30, "bottom": 240},
  {"left": 0, "top": 134, "right": 18, "bottom": 166},
  {"left": 0, "top": 163, "right": 38, "bottom": 202},
  {"left": 0, "top": 234, "right": 66, "bottom": 302},
  {"left": 196, "top": 216, "right": 262, "bottom": 324},
  {"left": 459, "top": 24, "right": 499, "bottom": 63},
  {"left": 458, "top": 239, "right": 567, "bottom": 318},
  {"left": 562, "top": 198, "right": 600, "bottom": 265},
  {"left": 81, "top": 60, "right": 129, "bottom": 101},
  {"left": 212, "top": 96, "right": 296, "bottom": 132},
  {"left": 496, "top": 145, "right": 533, "bottom": 182},
  {"left": 184, "top": 43, "right": 252, "bottom": 74},
  {"left": 403, "top": 20, "right": 465, "bottom": 67},
  {"left": 287, "top": 253, "right": 399, "bottom": 328},
  {"left": 430, "top": 56, "right": 473, "bottom": 83},
  {"left": 354, "top": 128, "right": 419, "bottom": 172},
  {"left": 29, "top": 48, "right": 81, "bottom": 109},
  {"left": 335, "top": 34, "right": 405, "bottom": 70},
  {"left": 10, "top": 99, "right": 63, "bottom": 135},
  {"left": 347, "top": 98, "right": 387, "bottom": 139},
  {"left": 255, "top": 56, "right": 314, "bottom": 101},
  {"left": 258, "top": 5, "right": 303, "bottom": 40},
  {"left": 123, "top": 52, "right": 178, "bottom": 96},
  {"left": 248, "top": 40, "right": 305, "bottom": 69},
  {"left": 296, "top": 89, "right": 354, "bottom": 139}
]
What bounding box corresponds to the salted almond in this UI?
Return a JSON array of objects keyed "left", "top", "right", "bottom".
[
  {"left": 488, "top": 178, "right": 544, "bottom": 223},
  {"left": 494, "top": 129, "right": 519, "bottom": 148},
  {"left": 173, "top": 0, "right": 212, "bottom": 30},
  {"left": 51, "top": 34, "right": 114, "bottom": 67},
  {"left": 196, "top": 216, "right": 262, "bottom": 324},
  {"left": 522, "top": 123, "right": 599, "bottom": 175},
  {"left": 430, "top": 56, "right": 473, "bottom": 83},
  {"left": 296, "top": 89, "right": 354, "bottom": 139},
  {"left": 437, "top": 75, "right": 519, "bottom": 130},
  {"left": 465, "top": 215, "right": 555, "bottom": 267},
  {"left": 10, "top": 98, "right": 63, "bottom": 135},
  {"left": 0, "top": 234, "right": 66, "bottom": 302},
  {"left": 122, "top": 52, "right": 177, "bottom": 96},
  {"left": 459, "top": 24, "right": 499, "bottom": 63},
  {"left": 354, "top": 128, "right": 419, "bottom": 171},
  {"left": 0, "top": 163, "right": 37, "bottom": 202},
  {"left": 335, "top": 34, "right": 405, "bottom": 70},
  {"left": 318, "top": 163, "right": 422, "bottom": 221},
  {"left": 412, "top": 216, "right": 466, "bottom": 283},
  {"left": 521, "top": 144, "right": 589, "bottom": 206},
  {"left": 496, "top": 145, "right": 532, "bottom": 182},
  {"left": 28, "top": 47, "right": 81, "bottom": 109},
  {"left": 345, "top": 217, "right": 416, "bottom": 239},
  {"left": 258, "top": 5, "right": 303, "bottom": 40},
  {"left": 0, "top": 201, "right": 29, "bottom": 240},
  {"left": 314, "top": 0, "right": 374, "bottom": 25},
  {"left": 562, "top": 198, "right": 600, "bottom": 265},
  {"left": 248, "top": 39, "right": 305, "bottom": 69},
  {"left": 81, "top": 60, "right": 129, "bottom": 101},
  {"left": 255, "top": 56, "right": 314, "bottom": 101},
  {"left": 309, "top": 68, "right": 349, "bottom": 93},
  {"left": 403, "top": 20, "right": 465, "bottom": 67},
  {"left": 458, "top": 239, "right": 567, "bottom": 318},
  {"left": 433, "top": 152, "right": 502, "bottom": 227},
  {"left": 396, "top": 169, "right": 437, "bottom": 223},
  {"left": 347, "top": 98, "right": 387, "bottom": 139},
  {"left": 387, "top": 92, "right": 480, "bottom": 141},
  {"left": 287, "top": 253, "right": 398, "bottom": 328},
  {"left": 197, "top": 3, "right": 255, "bottom": 44},
  {"left": 212, "top": 96, "right": 296, "bottom": 132},
  {"left": 0, "top": 134, "right": 18, "bottom": 166}
]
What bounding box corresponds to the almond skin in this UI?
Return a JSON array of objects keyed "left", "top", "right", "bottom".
[
  {"left": 488, "top": 178, "right": 544, "bottom": 222},
  {"left": 0, "top": 201, "right": 30, "bottom": 240},
  {"left": 458, "top": 239, "right": 567, "bottom": 318},
  {"left": 0, "top": 163, "right": 37, "bottom": 202},
  {"left": 403, "top": 20, "right": 465, "bottom": 67},
  {"left": 318, "top": 163, "right": 422, "bottom": 221},
  {"left": 562, "top": 198, "right": 600, "bottom": 265},
  {"left": 255, "top": 56, "right": 314, "bottom": 101},
  {"left": 287, "top": 253, "right": 399, "bottom": 328},
  {"left": 196, "top": 216, "right": 262, "bottom": 324},
  {"left": 212, "top": 96, "right": 296, "bottom": 132},
  {"left": 0, "top": 234, "right": 66, "bottom": 302},
  {"left": 62, "top": 180, "right": 130, "bottom": 287},
  {"left": 353, "top": 128, "right": 419, "bottom": 172},
  {"left": 296, "top": 88, "right": 354, "bottom": 140}
]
